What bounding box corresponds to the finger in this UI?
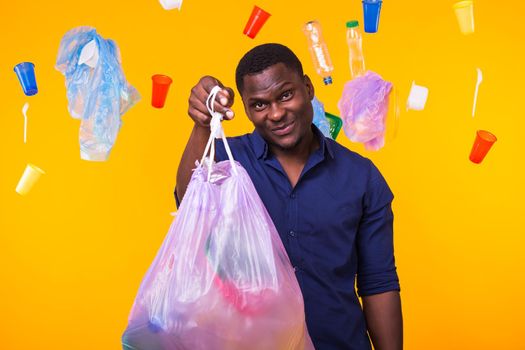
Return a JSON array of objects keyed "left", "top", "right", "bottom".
[
  {"left": 223, "top": 87, "right": 235, "bottom": 105},
  {"left": 193, "top": 77, "right": 235, "bottom": 118},
  {"left": 216, "top": 88, "right": 235, "bottom": 108},
  {"left": 196, "top": 83, "right": 228, "bottom": 111},
  {"left": 201, "top": 77, "right": 225, "bottom": 98},
  {"left": 224, "top": 109, "right": 235, "bottom": 120},
  {"left": 199, "top": 77, "right": 233, "bottom": 106},
  {"left": 189, "top": 94, "right": 212, "bottom": 117},
  {"left": 190, "top": 93, "right": 234, "bottom": 121},
  {"left": 188, "top": 106, "right": 212, "bottom": 127},
  {"left": 211, "top": 100, "right": 234, "bottom": 119}
]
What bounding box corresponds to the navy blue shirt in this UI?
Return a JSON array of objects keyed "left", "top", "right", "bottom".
[{"left": 176, "top": 126, "right": 400, "bottom": 350}]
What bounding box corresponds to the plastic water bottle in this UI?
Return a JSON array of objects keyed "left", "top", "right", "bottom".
[
  {"left": 303, "top": 20, "right": 334, "bottom": 85},
  {"left": 346, "top": 20, "right": 366, "bottom": 79},
  {"left": 311, "top": 96, "right": 332, "bottom": 138}
]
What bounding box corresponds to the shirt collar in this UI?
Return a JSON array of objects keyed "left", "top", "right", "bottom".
[{"left": 251, "top": 124, "right": 334, "bottom": 160}]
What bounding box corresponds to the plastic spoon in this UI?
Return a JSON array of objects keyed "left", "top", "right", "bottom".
[
  {"left": 472, "top": 68, "right": 483, "bottom": 117},
  {"left": 22, "top": 102, "right": 29, "bottom": 143}
]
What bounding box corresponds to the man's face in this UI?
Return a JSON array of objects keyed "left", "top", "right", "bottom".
[{"left": 240, "top": 63, "right": 315, "bottom": 152}]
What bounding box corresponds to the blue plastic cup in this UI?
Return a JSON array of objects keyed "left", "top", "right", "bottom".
[
  {"left": 14, "top": 62, "right": 38, "bottom": 96},
  {"left": 362, "top": 0, "right": 383, "bottom": 33}
]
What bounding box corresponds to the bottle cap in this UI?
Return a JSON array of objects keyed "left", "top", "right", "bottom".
[
  {"left": 346, "top": 20, "right": 359, "bottom": 28},
  {"left": 323, "top": 76, "right": 333, "bottom": 85}
]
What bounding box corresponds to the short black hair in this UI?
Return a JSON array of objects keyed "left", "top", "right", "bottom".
[{"left": 235, "top": 43, "right": 304, "bottom": 94}]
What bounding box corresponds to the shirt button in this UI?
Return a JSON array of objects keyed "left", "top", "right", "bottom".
[
  {"left": 290, "top": 193, "right": 296, "bottom": 199},
  {"left": 289, "top": 230, "right": 296, "bottom": 237}
]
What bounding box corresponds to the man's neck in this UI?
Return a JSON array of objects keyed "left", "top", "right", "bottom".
[{"left": 271, "top": 130, "right": 319, "bottom": 166}]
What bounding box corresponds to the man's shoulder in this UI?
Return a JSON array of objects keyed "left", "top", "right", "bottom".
[
  {"left": 327, "top": 138, "right": 372, "bottom": 169},
  {"left": 327, "top": 140, "right": 393, "bottom": 200}
]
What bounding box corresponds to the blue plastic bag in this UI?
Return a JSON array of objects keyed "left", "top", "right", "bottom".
[
  {"left": 311, "top": 96, "right": 331, "bottom": 139},
  {"left": 55, "top": 26, "right": 140, "bottom": 161}
]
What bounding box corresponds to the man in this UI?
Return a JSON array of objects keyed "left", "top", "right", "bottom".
[{"left": 175, "top": 43, "right": 402, "bottom": 350}]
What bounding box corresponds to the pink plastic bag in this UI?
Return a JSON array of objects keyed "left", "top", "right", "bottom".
[
  {"left": 122, "top": 87, "right": 314, "bottom": 350},
  {"left": 338, "top": 71, "right": 392, "bottom": 151}
]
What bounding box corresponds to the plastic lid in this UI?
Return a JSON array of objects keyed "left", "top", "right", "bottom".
[{"left": 346, "top": 20, "right": 359, "bottom": 28}]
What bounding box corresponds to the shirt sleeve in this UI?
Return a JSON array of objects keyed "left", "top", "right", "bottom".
[
  {"left": 356, "top": 160, "right": 400, "bottom": 297},
  {"left": 174, "top": 188, "right": 181, "bottom": 209}
]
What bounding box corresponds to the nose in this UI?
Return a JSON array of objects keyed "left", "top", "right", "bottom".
[{"left": 269, "top": 102, "right": 285, "bottom": 122}]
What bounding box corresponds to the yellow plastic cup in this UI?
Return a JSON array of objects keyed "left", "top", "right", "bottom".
[
  {"left": 453, "top": 1, "right": 475, "bottom": 35},
  {"left": 16, "top": 163, "right": 45, "bottom": 196}
]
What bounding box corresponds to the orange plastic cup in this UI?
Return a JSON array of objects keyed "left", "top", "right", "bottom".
[
  {"left": 243, "top": 5, "right": 271, "bottom": 39},
  {"left": 151, "top": 74, "right": 173, "bottom": 108},
  {"left": 469, "top": 130, "right": 497, "bottom": 164}
]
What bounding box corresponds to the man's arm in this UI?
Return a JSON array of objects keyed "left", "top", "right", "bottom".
[
  {"left": 175, "top": 76, "right": 235, "bottom": 203},
  {"left": 175, "top": 124, "right": 211, "bottom": 202},
  {"left": 356, "top": 161, "right": 402, "bottom": 349},
  {"left": 362, "top": 291, "right": 403, "bottom": 350}
]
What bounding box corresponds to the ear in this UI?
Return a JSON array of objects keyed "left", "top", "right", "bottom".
[
  {"left": 303, "top": 75, "right": 315, "bottom": 101},
  {"left": 241, "top": 97, "right": 254, "bottom": 123}
]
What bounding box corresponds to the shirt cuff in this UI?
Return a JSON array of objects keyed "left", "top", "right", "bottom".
[
  {"left": 174, "top": 187, "right": 181, "bottom": 209},
  {"left": 357, "top": 269, "right": 400, "bottom": 297}
]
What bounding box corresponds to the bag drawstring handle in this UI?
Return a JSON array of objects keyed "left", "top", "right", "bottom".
[{"left": 199, "top": 85, "right": 237, "bottom": 181}]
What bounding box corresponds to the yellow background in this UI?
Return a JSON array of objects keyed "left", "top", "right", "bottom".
[{"left": 1, "top": 0, "right": 524, "bottom": 349}]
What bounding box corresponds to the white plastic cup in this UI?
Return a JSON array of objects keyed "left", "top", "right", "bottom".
[
  {"left": 78, "top": 40, "right": 99, "bottom": 68},
  {"left": 159, "top": 0, "right": 183, "bottom": 10},
  {"left": 16, "top": 164, "right": 45, "bottom": 196},
  {"left": 453, "top": 1, "right": 475, "bottom": 35},
  {"left": 406, "top": 81, "right": 429, "bottom": 111}
]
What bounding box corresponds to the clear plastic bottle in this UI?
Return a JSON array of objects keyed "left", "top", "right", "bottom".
[
  {"left": 311, "top": 96, "right": 332, "bottom": 138},
  {"left": 346, "top": 20, "right": 366, "bottom": 79},
  {"left": 303, "top": 20, "right": 334, "bottom": 85}
]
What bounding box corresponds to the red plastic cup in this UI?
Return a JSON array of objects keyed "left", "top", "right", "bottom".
[
  {"left": 469, "top": 130, "right": 497, "bottom": 164},
  {"left": 151, "top": 74, "right": 173, "bottom": 108},
  {"left": 213, "top": 275, "right": 274, "bottom": 315},
  {"left": 243, "top": 5, "right": 271, "bottom": 39}
]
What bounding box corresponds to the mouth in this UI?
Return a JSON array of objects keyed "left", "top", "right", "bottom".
[{"left": 272, "top": 121, "right": 295, "bottom": 136}]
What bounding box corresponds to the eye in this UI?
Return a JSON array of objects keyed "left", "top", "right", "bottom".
[
  {"left": 252, "top": 101, "right": 267, "bottom": 111},
  {"left": 280, "top": 90, "right": 294, "bottom": 101}
]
